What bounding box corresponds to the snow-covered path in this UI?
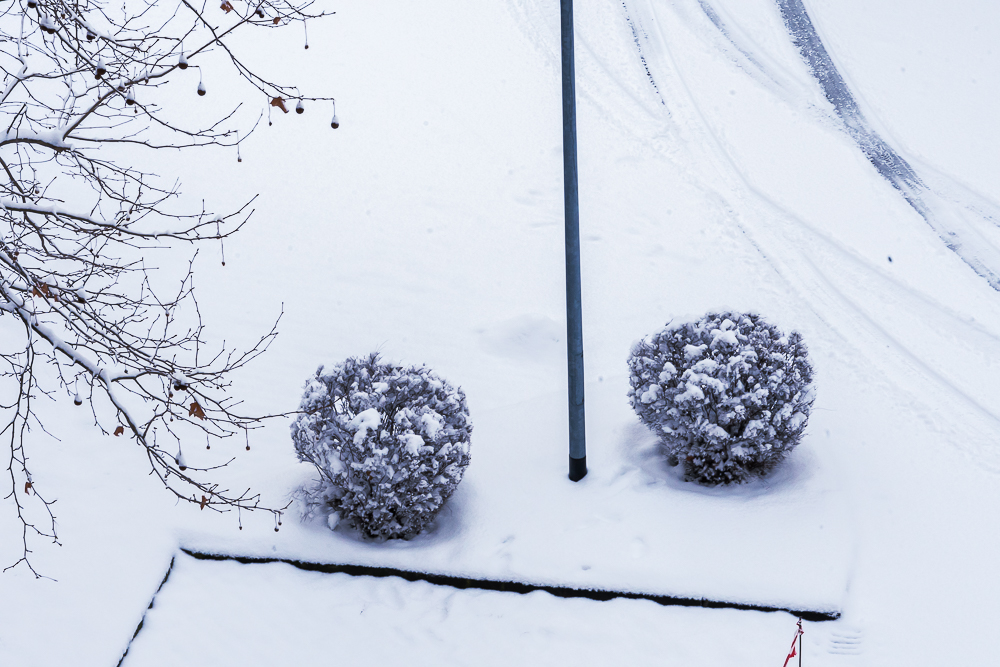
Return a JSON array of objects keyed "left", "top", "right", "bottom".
[{"left": 4, "top": 1, "right": 1000, "bottom": 665}]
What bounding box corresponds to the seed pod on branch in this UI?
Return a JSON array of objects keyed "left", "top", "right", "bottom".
[{"left": 1, "top": 0, "right": 333, "bottom": 578}]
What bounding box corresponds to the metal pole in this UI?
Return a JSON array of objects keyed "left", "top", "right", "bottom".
[
  {"left": 560, "top": 0, "right": 587, "bottom": 481},
  {"left": 798, "top": 621, "right": 803, "bottom": 667}
]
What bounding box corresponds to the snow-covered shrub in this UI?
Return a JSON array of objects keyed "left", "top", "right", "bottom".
[
  {"left": 292, "top": 354, "right": 472, "bottom": 539},
  {"left": 628, "top": 312, "right": 814, "bottom": 485}
]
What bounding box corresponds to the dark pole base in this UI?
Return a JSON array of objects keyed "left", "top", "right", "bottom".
[{"left": 569, "top": 456, "right": 587, "bottom": 482}]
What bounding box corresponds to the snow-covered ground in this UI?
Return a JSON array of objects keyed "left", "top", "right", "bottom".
[
  {"left": 4, "top": 0, "right": 1000, "bottom": 665},
  {"left": 123, "top": 553, "right": 810, "bottom": 667}
]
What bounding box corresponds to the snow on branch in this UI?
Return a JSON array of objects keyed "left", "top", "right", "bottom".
[{"left": 1, "top": 0, "right": 334, "bottom": 577}]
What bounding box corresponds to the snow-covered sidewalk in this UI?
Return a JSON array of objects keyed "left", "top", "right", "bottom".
[{"left": 120, "top": 552, "right": 812, "bottom": 667}]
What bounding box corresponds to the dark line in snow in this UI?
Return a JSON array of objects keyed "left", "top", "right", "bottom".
[
  {"left": 775, "top": 0, "right": 921, "bottom": 191},
  {"left": 622, "top": 2, "right": 664, "bottom": 104},
  {"left": 697, "top": 0, "right": 768, "bottom": 74},
  {"left": 773, "top": 0, "right": 1000, "bottom": 290},
  {"left": 177, "top": 548, "right": 841, "bottom": 622},
  {"left": 116, "top": 556, "right": 176, "bottom": 667}
]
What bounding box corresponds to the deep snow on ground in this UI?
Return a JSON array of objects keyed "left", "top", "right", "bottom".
[{"left": 3, "top": 0, "right": 1000, "bottom": 665}]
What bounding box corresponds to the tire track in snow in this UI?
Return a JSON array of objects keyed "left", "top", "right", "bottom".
[
  {"left": 507, "top": 0, "right": 1000, "bottom": 464},
  {"left": 620, "top": 0, "right": 1000, "bottom": 466},
  {"left": 775, "top": 0, "right": 1000, "bottom": 292},
  {"left": 775, "top": 0, "right": 921, "bottom": 191},
  {"left": 696, "top": 0, "right": 768, "bottom": 78},
  {"left": 504, "top": 0, "right": 681, "bottom": 156},
  {"left": 622, "top": 1, "right": 665, "bottom": 105}
]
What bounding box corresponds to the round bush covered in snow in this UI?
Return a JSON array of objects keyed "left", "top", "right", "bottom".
[
  {"left": 291, "top": 354, "right": 472, "bottom": 539},
  {"left": 628, "top": 312, "right": 814, "bottom": 485}
]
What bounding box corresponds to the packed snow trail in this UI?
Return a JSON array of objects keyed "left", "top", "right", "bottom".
[
  {"left": 774, "top": 0, "right": 1000, "bottom": 290},
  {"left": 591, "top": 0, "right": 1000, "bottom": 470},
  {"left": 775, "top": 0, "right": 922, "bottom": 190}
]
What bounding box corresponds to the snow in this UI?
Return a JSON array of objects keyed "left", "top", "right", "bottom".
[
  {"left": 420, "top": 411, "right": 444, "bottom": 439},
  {"left": 4, "top": 0, "right": 1000, "bottom": 665},
  {"left": 674, "top": 382, "right": 706, "bottom": 403},
  {"left": 0, "top": 128, "right": 73, "bottom": 150},
  {"left": 683, "top": 343, "right": 707, "bottom": 359},
  {"left": 347, "top": 407, "right": 382, "bottom": 444},
  {"left": 122, "top": 553, "right": 801, "bottom": 667},
  {"left": 638, "top": 384, "right": 660, "bottom": 404},
  {"left": 402, "top": 433, "right": 425, "bottom": 456},
  {"left": 710, "top": 328, "right": 739, "bottom": 347}
]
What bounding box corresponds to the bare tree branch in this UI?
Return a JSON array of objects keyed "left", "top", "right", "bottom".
[{"left": 1, "top": 0, "right": 335, "bottom": 576}]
